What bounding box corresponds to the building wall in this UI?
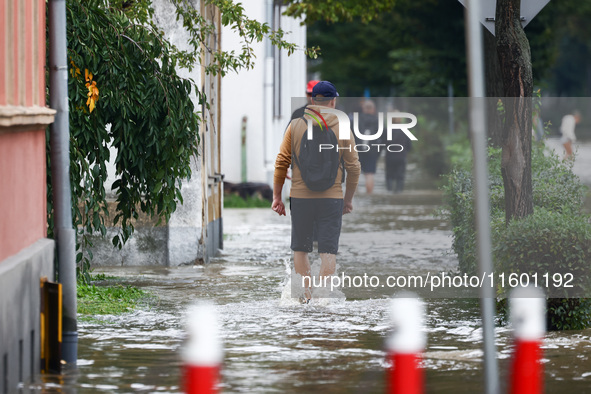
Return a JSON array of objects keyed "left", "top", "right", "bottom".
[
  {"left": 0, "top": 240, "right": 55, "bottom": 392},
  {"left": 94, "top": 0, "right": 223, "bottom": 266},
  {"left": 0, "top": 0, "right": 53, "bottom": 262},
  {"left": 221, "top": 2, "right": 307, "bottom": 185},
  {"left": 0, "top": 0, "right": 46, "bottom": 108},
  {"left": 0, "top": 0, "right": 56, "bottom": 391},
  {"left": 0, "top": 130, "right": 47, "bottom": 261},
  {"left": 200, "top": 1, "right": 224, "bottom": 261}
]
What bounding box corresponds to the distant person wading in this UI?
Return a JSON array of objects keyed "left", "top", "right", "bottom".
[
  {"left": 385, "top": 111, "right": 413, "bottom": 193},
  {"left": 353, "top": 99, "right": 381, "bottom": 194},
  {"left": 560, "top": 110, "right": 581, "bottom": 160}
]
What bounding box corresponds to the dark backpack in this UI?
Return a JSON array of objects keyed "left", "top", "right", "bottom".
[{"left": 292, "top": 118, "right": 343, "bottom": 192}]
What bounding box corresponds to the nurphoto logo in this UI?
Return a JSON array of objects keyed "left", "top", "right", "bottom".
[{"left": 304, "top": 107, "right": 418, "bottom": 152}]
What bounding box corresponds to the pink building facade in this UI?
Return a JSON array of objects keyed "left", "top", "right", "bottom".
[{"left": 0, "top": 0, "right": 56, "bottom": 390}]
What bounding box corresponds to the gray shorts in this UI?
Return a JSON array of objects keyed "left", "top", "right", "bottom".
[{"left": 290, "top": 198, "right": 344, "bottom": 254}]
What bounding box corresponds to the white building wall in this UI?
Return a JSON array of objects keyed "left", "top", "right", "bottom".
[
  {"left": 99, "top": 0, "right": 209, "bottom": 266},
  {"left": 221, "top": 1, "right": 306, "bottom": 185}
]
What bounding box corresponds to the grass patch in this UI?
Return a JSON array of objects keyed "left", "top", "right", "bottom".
[
  {"left": 77, "top": 283, "right": 147, "bottom": 315},
  {"left": 90, "top": 272, "right": 118, "bottom": 281},
  {"left": 224, "top": 194, "right": 271, "bottom": 208}
]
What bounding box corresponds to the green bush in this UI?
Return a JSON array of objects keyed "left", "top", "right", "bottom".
[
  {"left": 494, "top": 208, "right": 591, "bottom": 295},
  {"left": 494, "top": 209, "right": 591, "bottom": 330},
  {"left": 77, "top": 283, "right": 146, "bottom": 316},
  {"left": 223, "top": 194, "right": 271, "bottom": 208},
  {"left": 443, "top": 142, "right": 591, "bottom": 329},
  {"left": 414, "top": 117, "right": 449, "bottom": 178},
  {"left": 442, "top": 166, "right": 477, "bottom": 274},
  {"left": 410, "top": 115, "right": 471, "bottom": 181},
  {"left": 442, "top": 146, "right": 505, "bottom": 275},
  {"left": 444, "top": 144, "right": 587, "bottom": 276},
  {"left": 444, "top": 132, "right": 472, "bottom": 170},
  {"left": 496, "top": 297, "right": 591, "bottom": 330},
  {"left": 547, "top": 298, "right": 591, "bottom": 330}
]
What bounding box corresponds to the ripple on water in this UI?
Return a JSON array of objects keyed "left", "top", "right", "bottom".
[{"left": 59, "top": 182, "right": 591, "bottom": 392}]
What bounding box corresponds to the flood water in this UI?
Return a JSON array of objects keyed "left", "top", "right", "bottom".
[{"left": 27, "top": 139, "right": 591, "bottom": 393}]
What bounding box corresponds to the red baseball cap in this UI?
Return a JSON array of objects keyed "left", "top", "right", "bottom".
[{"left": 306, "top": 80, "right": 320, "bottom": 94}]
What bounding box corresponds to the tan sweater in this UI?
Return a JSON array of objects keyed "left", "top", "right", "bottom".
[{"left": 274, "top": 105, "right": 361, "bottom": 199}]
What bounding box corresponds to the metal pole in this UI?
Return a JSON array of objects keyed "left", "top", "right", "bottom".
[
  {"left": 241, "top": 116, "right": 247, "bottom": 183},
  {"left": 49, "top": 0, "right": 77, "bottom": 365},
  {"left": 464, "top": 1, "right": 498, "bottom": 394}
]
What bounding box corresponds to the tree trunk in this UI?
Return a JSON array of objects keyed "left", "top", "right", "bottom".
[
  {"left": 484, "top": 28, "right": 504, "bottom": 147},
  {"left": 495, "top": 0, "right": 534, "bottom": 222}
]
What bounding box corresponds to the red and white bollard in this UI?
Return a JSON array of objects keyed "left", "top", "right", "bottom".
[
  {"left": 182, "top": 303, "right": 223, "bottom": 394},
  {"left": 509, "top": 286, "right": 545, "bottom": 394},
  {"left": 386, "top": 294, "right": 426, "bottom": 394}
]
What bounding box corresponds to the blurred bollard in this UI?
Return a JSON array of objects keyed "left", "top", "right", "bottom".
[
  {"left": 386, "top": 294, "right": 426, "bottom": 394},
  {"left": 509, "top": 286, "right": 545, "bottom": 394},
  {"left": 183, "top": 303, "right": 223, "bottom": 394}
]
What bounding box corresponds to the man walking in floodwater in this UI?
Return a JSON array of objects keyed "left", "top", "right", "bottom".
[{"left": 271, "top": 81, "right": 361, "bottom": 303}]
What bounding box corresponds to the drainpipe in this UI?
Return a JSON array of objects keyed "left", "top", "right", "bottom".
[
  {"left": 241, "top": 116, "right": 247, "bottom": 183},
  {"left": 49, "top": 0, "right": 77, "bottom": 365}
]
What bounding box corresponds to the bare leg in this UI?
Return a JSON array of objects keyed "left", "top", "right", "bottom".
[
  {"left": 319, "top": 253, "right": 336, "bottom": 281},
  {"left": 563, "top": 141, "right": 573, "bottom": 160},
  {"left": 365, "top": 173, "right": 375, "bottom": 194},
  {"left": 294, "top": 251, "right": 312, "bottom": 300}
]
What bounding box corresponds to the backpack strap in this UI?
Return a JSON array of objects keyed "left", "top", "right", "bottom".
[{"left": 291, "top": 117, "right": 308, "bottom": 171}]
